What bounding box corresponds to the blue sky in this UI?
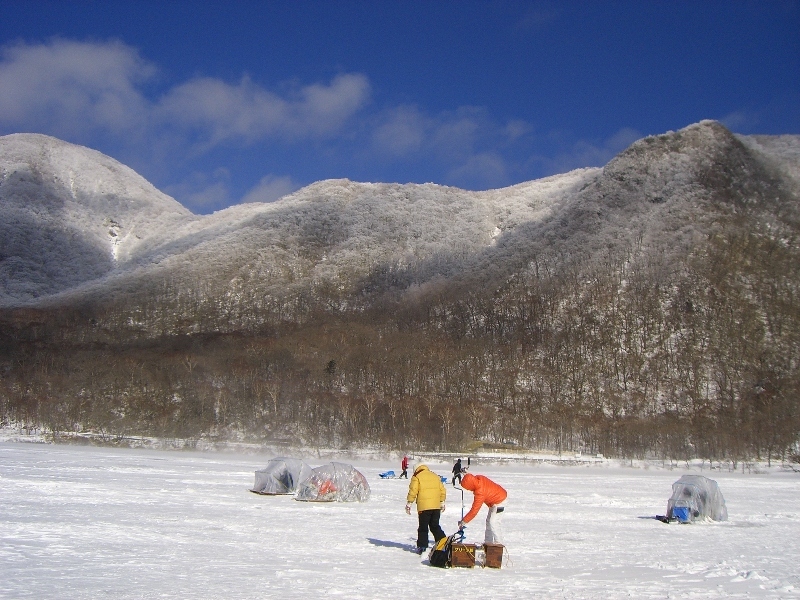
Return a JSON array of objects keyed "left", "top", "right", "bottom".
[{"left": 1, "top": 1, "right": 798, "bottom": 214}]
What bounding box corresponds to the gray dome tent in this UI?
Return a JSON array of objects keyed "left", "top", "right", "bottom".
[
  {"left": 251, "top": 457, "right": 314, "bottom": 495},
  {"left": 666, "top": 475, "right": 728, "bottom": 522},
  {"left": 295, "top": 462, "right": 370, "bottom": 502}
]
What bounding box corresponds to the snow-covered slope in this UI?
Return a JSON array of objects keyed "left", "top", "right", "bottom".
[
  {"left": 737, "top": 133, "right": 800, "bottom": 187},
  {"left": 3, "top": 442, "right": 799, "bottom": 600},
  {"left": 0, "top": 132, "right": 598, "bottom": 307},
  {"left": 1, "top": 122, "right": 797, "bottom": 310},
  {"left": 0, "top": 134, "right": 195, "bottom": 303},
  {"left": 144, "top": 171, "right": 596, "bottom": 289}
]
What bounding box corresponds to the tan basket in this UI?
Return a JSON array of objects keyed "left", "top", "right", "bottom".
[
  {"left": 450, "top": 543, "right": 476, "bottom": 568},
  {"left": 483, "top": 543, "right": 504, "bottom": 568}
]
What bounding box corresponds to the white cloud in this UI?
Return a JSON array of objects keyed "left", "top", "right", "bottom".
[
  {"left": 539, "top": 127, "right": 642, "bottom": 174},
  {"left": 185, "top": 181, "right": 230, "bottom": 211},
  {"left": 240, "top": 175, "right": 299, "bottom": 204},
  {"left": 295, "top": 73, "right": 372, "bottom": 135},
  {"left": 504, "top": 119, "right": 532, "bottom": 140},
  {"left": 371, "top": 105, "right": 522, "bottom": 164},
  {"left": 0, "top": 39, "right": 153, "bottom": 137},
  {"left": 163, "top": 170, "right": 299, "bottom": 212},
  {"left": 0, "top": 39, "right": 370, "bottom": 151},
  {"left": 371, "top": 105, "right": 427, "bottom": 157},
  {"left": 157, "top": 73, "right": 370, "bottom": 146},
  {"left": 429, "top": 108, "right": 483, "bottom": 161},
  {"left": 719, "top": 110, "right": 758, "bottom": 132},
  {"left": 447, "top": 152, "right": 509, "bottom": 190},
  {"left": 369, "top": 105, "right": 528, "bottom": 188},
  {"left": 0, "top": 38, "right": 644, "bottom": 199},
  {"left": 163, "top": 169, "right": 232, "bottom": 213},
  {"left": 156, "top": 76, "right": 285, "bottom": 145}
]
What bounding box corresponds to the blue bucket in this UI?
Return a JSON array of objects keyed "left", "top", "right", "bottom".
[{"left": 672, "top": 506, "right": 690, "bottom": 522}]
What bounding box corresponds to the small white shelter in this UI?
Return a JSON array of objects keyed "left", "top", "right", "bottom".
[
  {"left": 251, "top": 457, "right": 314, "bottom": 495},
  {"left": 666, "top": 475, "right": 728, "bottom": 522},
  {"left": 295, "top": 462, "right": 370, "bottom": 502}
]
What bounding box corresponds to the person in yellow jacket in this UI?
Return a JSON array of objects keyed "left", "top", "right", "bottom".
[{"left": 405, "top": 464, "right": 447, "bottom": 554}]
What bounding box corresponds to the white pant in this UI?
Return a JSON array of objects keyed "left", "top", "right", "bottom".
[{"left": 485, "top": 503, "right": 505, "bottom": 544}]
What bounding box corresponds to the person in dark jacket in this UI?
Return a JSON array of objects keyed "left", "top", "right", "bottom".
[{"left": 451, "top": 458, "right": 463, "bottom": 486}]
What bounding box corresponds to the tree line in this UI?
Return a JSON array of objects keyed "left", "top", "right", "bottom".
[{"left": 1, "top": 187, "right": 798, "bottom": 465}]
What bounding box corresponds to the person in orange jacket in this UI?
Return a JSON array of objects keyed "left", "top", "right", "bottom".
[{"left": 457, "top": 472, "right": 507, "bottom": 544}]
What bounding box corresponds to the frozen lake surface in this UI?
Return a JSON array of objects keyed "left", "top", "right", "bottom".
[{"left": 1, "top": 442, "right": 798, "bottom": 599}]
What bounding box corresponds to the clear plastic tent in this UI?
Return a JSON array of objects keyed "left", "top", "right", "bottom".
[
  {"left": 295, "top": 462, "right": 371, "bottom": 502},
  {"left": 666, "top": 475, "right": 728, "bottom": 522},
  {"left": 251, "top": 457, "right": 314, "bottom": 495}
]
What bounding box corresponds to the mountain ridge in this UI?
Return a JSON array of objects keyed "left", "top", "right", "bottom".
[
  {"left": 2, "top": 121, "right": 799, "bottom": 322},
  {"left": 0, "top": 132, "right": 600, "bottom": 307},
  {"left": 2, "top": 122, "right": 799, "bottom": 322},
  {"left": 1, "top": 121, "right": 798, "bottom": 459}
]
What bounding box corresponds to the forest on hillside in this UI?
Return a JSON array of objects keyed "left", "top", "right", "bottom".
[
  {"left": 1, "top": 124, "right": 799, "bottom": 463},
  {"left": 2, "top": 183, "right": 798, "bottom": 463}
]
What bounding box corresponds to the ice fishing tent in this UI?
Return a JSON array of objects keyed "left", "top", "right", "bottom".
[
  {"left": 295, "top": 462, "right": 371, "bottom": 502},
  {"left": 666, "top": 475, "right": 728, "bottom": 522},
  {"left": 251, "top": 457, "right": 314, "bottom": 495}
]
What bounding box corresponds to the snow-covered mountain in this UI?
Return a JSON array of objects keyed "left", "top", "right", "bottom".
[
  {"left": 1, "top": 122, "right": 798, "bottom": 458},
  {"left": 0, "top": 132, "right": 597, "bottom": 307},
  {"left": 1, "top": 122, "right": 798, "bottom": 314},
  {"left": 0, "top": 134, "right": 195, "bottom": 302}
]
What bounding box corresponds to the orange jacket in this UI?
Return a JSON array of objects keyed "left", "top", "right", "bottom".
[{"left": 460, "top": 473, "right": 507, "bottom": 524}]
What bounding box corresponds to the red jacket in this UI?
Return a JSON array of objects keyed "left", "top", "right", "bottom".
[
  {"left": 460, "top": 473, "right": 507, "bottom": 524},
  {"left": 401, "top": 456, "right": 409, "bottom": 470}
]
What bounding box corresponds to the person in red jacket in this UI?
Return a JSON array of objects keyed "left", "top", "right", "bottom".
[
  {"left": 458, "top": 472, "right": 507, "bottom": 544},
  {"left": 400, "top": 455, "right": 409, "bottom": 479}
]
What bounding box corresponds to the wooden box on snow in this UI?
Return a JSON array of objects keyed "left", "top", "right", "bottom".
[
  {"left": 450, "top": 543, "right": 476, "bottom": 568},
  {"left": 483, "top": 543, "right": 504, "bottom": 568}
]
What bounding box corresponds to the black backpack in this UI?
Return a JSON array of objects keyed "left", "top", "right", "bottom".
[{"left": 428, "top": 532, "right": 460, "bottom": 568}]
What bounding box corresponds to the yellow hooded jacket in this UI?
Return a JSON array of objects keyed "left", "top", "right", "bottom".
[{"left": 406, "top": 465, "right": 446, "bottom": 512}]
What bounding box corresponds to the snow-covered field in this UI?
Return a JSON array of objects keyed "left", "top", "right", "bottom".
[{"left": 1, "top": 441, "right": 798, "bottom": 599}]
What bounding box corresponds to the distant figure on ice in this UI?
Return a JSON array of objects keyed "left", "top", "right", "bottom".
[
  {"left": 451, "top": 458, "right": 463, "bottom": 486},
  {"left": 405, "top": 465, "right": 447, "bottom": 554},
  {"left": 458, "top": 472, "right": 507, "bottom": 544},
  {"left": 400, "top": 455, "right": 409, "bottom": 479}
]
